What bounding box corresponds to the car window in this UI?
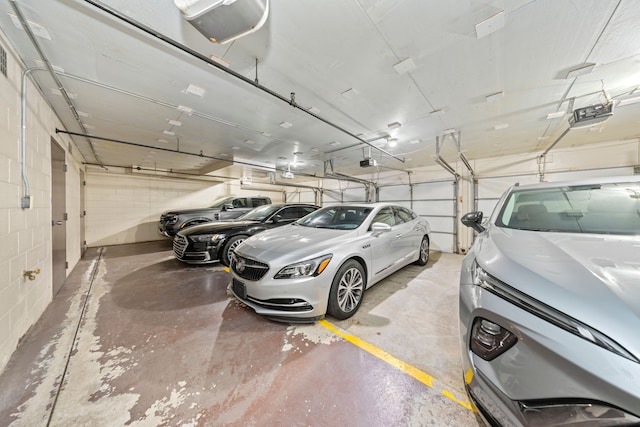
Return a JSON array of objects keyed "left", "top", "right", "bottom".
[
  {"left": 372, "top": 207, "right": 395, "bottom": 226},
  {"left": 232, "top": 198, "right": 247, "bottom": 208},
  {"left": 298, "top": 206, "right": 372, "bottom": 230},
  {"left": 252, "top": 198, "right": 269, "bottom": 207},
  {"left": 209, "top": 196, "right": 235, "bottom": 208},
  {"left": 497, "top": 182, "right": 640, "bottom": 235},
  {"left": 278, "top": 207, "right": 300, "bottom": 220},
  {"left": 239, "top": 205, "right": 279, "bottom": 221},
  {"left": 394, "top": 207, "right": 415, "bottom": 224}
]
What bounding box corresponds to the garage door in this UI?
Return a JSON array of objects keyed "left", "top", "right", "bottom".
[{"left": 379, "top": 180, "right": 457, "bottom": 253}]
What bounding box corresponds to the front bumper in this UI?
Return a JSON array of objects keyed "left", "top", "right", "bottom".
[
  {"left": 459, "top": 261, "right": 640, "bottom": 426},
  {"left": 228, "top": 271, "right": 333, "bottom": 322}
]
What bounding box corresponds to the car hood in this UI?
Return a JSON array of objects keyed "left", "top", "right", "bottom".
[
  {"left": 162, "top": 207, "right": 220, "bottom": 216},
  {"left": 235, "top": 224, "right": 363, "bottom": 263},
  {"left": 477, "top": 226, "right": 640, "bottom": 357},
  {"left": 179, "top": 220, "right": 258, "bottom": 236}
]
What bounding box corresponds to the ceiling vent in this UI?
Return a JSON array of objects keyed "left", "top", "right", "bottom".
[
  {"left": 569, "top": 103, "right": 614, "bottom": 129},
  {"left": 174, "top": 0, "right": 269, "bottom": 44}
]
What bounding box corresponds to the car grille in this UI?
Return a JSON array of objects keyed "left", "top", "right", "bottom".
[
  {"left": 173, "top": 235, "right": 188, "bottom": 258},
  {"left": 231, "top": 255, "right": 269, "bottom": 281}
]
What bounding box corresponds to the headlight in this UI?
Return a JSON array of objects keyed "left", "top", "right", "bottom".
[
  {"left": 190, "top": 234, "right": 224, "bottom": 243},
  {"left": 274, "top": 255, "right": 332, "bottom": 279},
  {"left": 470, "top": 317, "right": 517, "bottom": 361},
  {"left": 471, "top": 261, "right": 639, "bottom": 363}
]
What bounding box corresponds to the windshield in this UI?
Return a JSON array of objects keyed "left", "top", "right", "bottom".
[
  {"left": 298, "top": 206, "right": 373, "bottom": 230},
  {"left": 497, "top": 182, "right": 640, "bottom": 235},
  {"left": 236, "top": 205, "right": 279, "bottom": 221}
]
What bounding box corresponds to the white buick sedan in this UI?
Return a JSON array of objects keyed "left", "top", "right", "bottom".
[{"left": 228, "top": 203, "right": 431, "bottom": 322}]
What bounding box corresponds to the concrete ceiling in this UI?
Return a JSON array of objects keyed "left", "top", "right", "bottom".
[{"left": 1, "top": 0, "right": 640, "bottom": 183}]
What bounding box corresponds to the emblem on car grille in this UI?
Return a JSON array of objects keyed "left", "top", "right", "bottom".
[{"left": 236, "top": 258, "right": 246, "bottom": 273}]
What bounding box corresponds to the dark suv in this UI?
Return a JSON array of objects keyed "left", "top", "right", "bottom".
[{"left": 158, "top": 196, "right": 272, "bottom": 237}]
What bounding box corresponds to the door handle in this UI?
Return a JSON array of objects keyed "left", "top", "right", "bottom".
[
  {"left": 395, "top": 233, "right": 402, "bottom": 239},
  {"left": 52, "top": 221, "right": 63, "bottom": 226}
]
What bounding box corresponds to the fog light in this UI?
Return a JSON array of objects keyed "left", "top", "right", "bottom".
[
  {"left": 521, "top": 401, "right": 640, "bottom": 426},
  {"left": 470, "top": 317, "right": 517, "bottom": 361}
]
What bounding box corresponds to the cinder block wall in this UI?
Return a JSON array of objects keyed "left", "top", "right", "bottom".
[{"left": 0, "top": 35, "right": 83, "bottom": 373}]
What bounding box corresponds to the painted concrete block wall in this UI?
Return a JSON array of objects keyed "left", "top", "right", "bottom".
[
  {"left": 0, "top": 35, "right": 83, "bottom": 373},
  {"left": 85, "top": 169, "right": 285, "bottom": 246}
]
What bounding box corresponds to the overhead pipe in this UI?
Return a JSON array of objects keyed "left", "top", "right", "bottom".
[
  {"left": 81, "top": 0, "right": 404, "bottom": 164},
  {"left": 10, "top": 1, "right": 102, "bottom": 166}
]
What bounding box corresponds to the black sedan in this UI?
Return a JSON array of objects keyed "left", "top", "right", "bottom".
[{"left": 172, "top": 203, "right": 320, "bottom": 266}]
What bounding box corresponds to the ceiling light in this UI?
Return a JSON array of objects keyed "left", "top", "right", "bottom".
[
  {"left": 245, "top": 139, "right": 256, "bottom": 145},
  {"left": 185, "top": 84, "right": 206, "bottom": 97},
  {"left": 618, "top": 96, "right": 640, "bottom": 107},
  {"left": 168, "top": 119, "right": 182, "bottom": 126},
  {"left": 387, "top": 121, "right": 402, "bottom": 130},
  {"left": 279, "top": 121, "right": 293, "bottom": 128},
  {"left": 388, "top": 139, "right": 398, "bottom": 147},
  {"left": 177, "top": 105, "right": 193, "bottom": 113},
  {"left": 430, "top": 109, "right": 445, "bottom": 116},
  {"left": 537, "top": 136, "right": 550, "bottom": 141},
  {"left": 494, "top": 123, "right": 509, "bottom": 130},
  {"left": 157, "top": 139, "right": 169, "bottom": 143},
  {"left": 308, "top": 106, "right": 320, "bottom": 114},
  {"left": 76, "top": 111, "right": 89, "bottom": 118},
  {"left": 330, "top": 141, "right": 341, "bottom": 146},
  {"left": 10, "top": 14, "right": 51, "bottom": 40},
  {"left": 84, "top": 124, "right": 95, "bottom": 129},
  {"left": 261, "top": 132, "right": 271, "bottom": 137},
  {"left": 51, "top": 89, "right": 76, "bottom": 98},
  {"left": 209, "top": 54, "right": 230, "bottom": 68},
  {"left": 219, "top": 153, "right": 229, "bottom": 157},
  {"left": 485, "top": 91, "right": 504, "bottom": 102},
  {"left": 443, "top": 128, "right": 457, "bottom": 135},
  {"left": 393, "top": 57, "right": 416, "bottom": 74},
  {"left": 341, "top": 88, "right": 358, "bottom": 99},
  {"left": 231, "top": 146, "right": 240, "bottom": 150},
  {"left": 546, "top": 111, "right": 565, "bottom": 119},
  {"left": 566, "top": 63, "right": 596, "bottom": 79},
  {"left": 34, "top": 59, "right": 63, "bottom": 73},
  {"left": 163, "top": 130, "right": 175, "bottom": 136},
  {"left": 409, "top": 139, "right": 421, "bottom": 144},
  {"left": 293, "top": 151, "right": 303, "bottom": 155},
  {"left": 475, "top": 11, "right": 505, "bottom": 39}
]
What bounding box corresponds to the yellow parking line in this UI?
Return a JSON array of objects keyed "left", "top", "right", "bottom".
[{"left": 318, "top": 319, "right": 474, "bottom": 412}]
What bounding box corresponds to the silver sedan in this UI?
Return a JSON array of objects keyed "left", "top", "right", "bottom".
[
  {"left": 459, "top": 176, "right": 640, "bottom": 426},
  {"left": 228, "top": 203, "right": 431, "bottom": 321}
]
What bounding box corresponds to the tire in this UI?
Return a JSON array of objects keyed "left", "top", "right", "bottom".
[
  {"left": 327, "top": 259, "right": 365, "bottom": 320},
  {"left": 414, "top": 236, "right": 429, "bottom": 266},
  {"left": 221, "top": 235, "right": 247, "bottom": 266}
]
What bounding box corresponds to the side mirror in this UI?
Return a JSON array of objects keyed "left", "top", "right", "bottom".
[
  {"left": 371, "top": 222, "right": 392, "bottom": 235},
  {"left": 222, "top": 203, "right": 234, "bottom": 211},
  {"left": 461, "top": 211, "right": 485, "bottom": 233},
  {"left": 271, "top": 215, "right": 281, "bottom": 223}
]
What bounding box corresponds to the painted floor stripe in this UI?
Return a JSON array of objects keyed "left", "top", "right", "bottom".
[{"left": 318, "top": 319, "right": 474, "bottom": 412}]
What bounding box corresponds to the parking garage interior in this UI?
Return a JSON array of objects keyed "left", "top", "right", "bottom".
[{"left": 1, "top": 1, "right": 640, "bottom": 426}]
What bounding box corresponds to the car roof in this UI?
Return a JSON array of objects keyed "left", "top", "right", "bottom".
[{"left": 508, "top": 175, "right": 640, "bottom": 192}]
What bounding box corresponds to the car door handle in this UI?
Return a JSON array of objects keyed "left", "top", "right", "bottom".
[
  {"left": 52, "top": 221, "right": 63, "bottom": 226},
  {"left": 395, "top": 233, "right": 402, "bottom": 239}
]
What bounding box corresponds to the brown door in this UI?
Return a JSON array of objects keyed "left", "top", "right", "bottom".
[{"left": 51, "top": 139, "right": 66, "bottom": 296}]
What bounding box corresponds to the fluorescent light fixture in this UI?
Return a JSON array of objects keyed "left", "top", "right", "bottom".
[
  {"left": 546, "top": 111, "right": 565, "bottom": 119},
  {"left": 537, "top": 136, "right": 550, "bottom": 141},
  {"left": 210, "top": 54, "right": 230, "bottom": 68},
  {"left": 163, "top": 130, "right": 175, "bottom": 136},
  {"left": 387, "top": 121, "right": 402, "bottom": 130},
  {"left": 618, "top": 96, "right": 640, "bottom": 107},
  {"left": 231, "top": 146, "right": 240, "bottom": 150},
  {"left": 157, "top": 139, "right": 169, "bottom": 143},
  {"left": 76, "top": 111, "right": 89, "bottom": 118},
  {"left": 443, "top": 128, "right": 457, "bottom": 135},
  {"left": 185, "top": 84, "right": 205, "bottom": 97},
  {"left": 308, "top": 106, "right": 320, "bottom": 114},
  {"left": 475, "top": 11, "right": 505, "bottom": 39},
  {"left": 341, "top": 88, "right": 358, "bottom": 99},
  {"left": 34, "top": 59, "right": 63, "bottom": 73},
  {"left": 393, "top": 57, "right": 416, "bottom": 74},
  {"left": 409, "top": 139, "right": 421, "bottom": 144},
  {"left": 177, "top": 105, "right": 193, "bottom": 113},
  {"left": 430, "top": 109, "right": 445, "bottom": 116},
  {"left": 631, "top": 87, "right": 640, "bottom": 95},
  {"left": 83, "top": 124, "right": 95, "bottom": 130},
  {"left": 566, "top": 63, "right": 596, "bottom": 79},
  {"left": 485, "top": 91, "right": 504, "bottom": 102},
  {"left": 261, "top": 132, "right": 271, "bottom": 137},
  {"left": 245, "top": 140, "right": 256, "bottom": 145},
  {"left": 10, "top": 14, "right": 51, "bottom": 40},
  {"left": 388, "top": 139, "right": 398, "bottom": 147},
  {"left": 330, "top": 141, "right": 341, "bottom": 146},
  {"left": 494, "top": 123, "right": 509, "bottom": 130},
  {"left": 168, "top": 120, "right": 182, "bottom": 126},
  {"left": 51, "top": 89, "right": 76, "bottom": 98},
  {"left": 279, "top": 121, "right": 293, "bottom": 128}
]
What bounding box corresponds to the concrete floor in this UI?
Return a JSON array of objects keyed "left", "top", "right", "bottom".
[{"left": 0, "top": 240, "right": 481, "bottom": 426}]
